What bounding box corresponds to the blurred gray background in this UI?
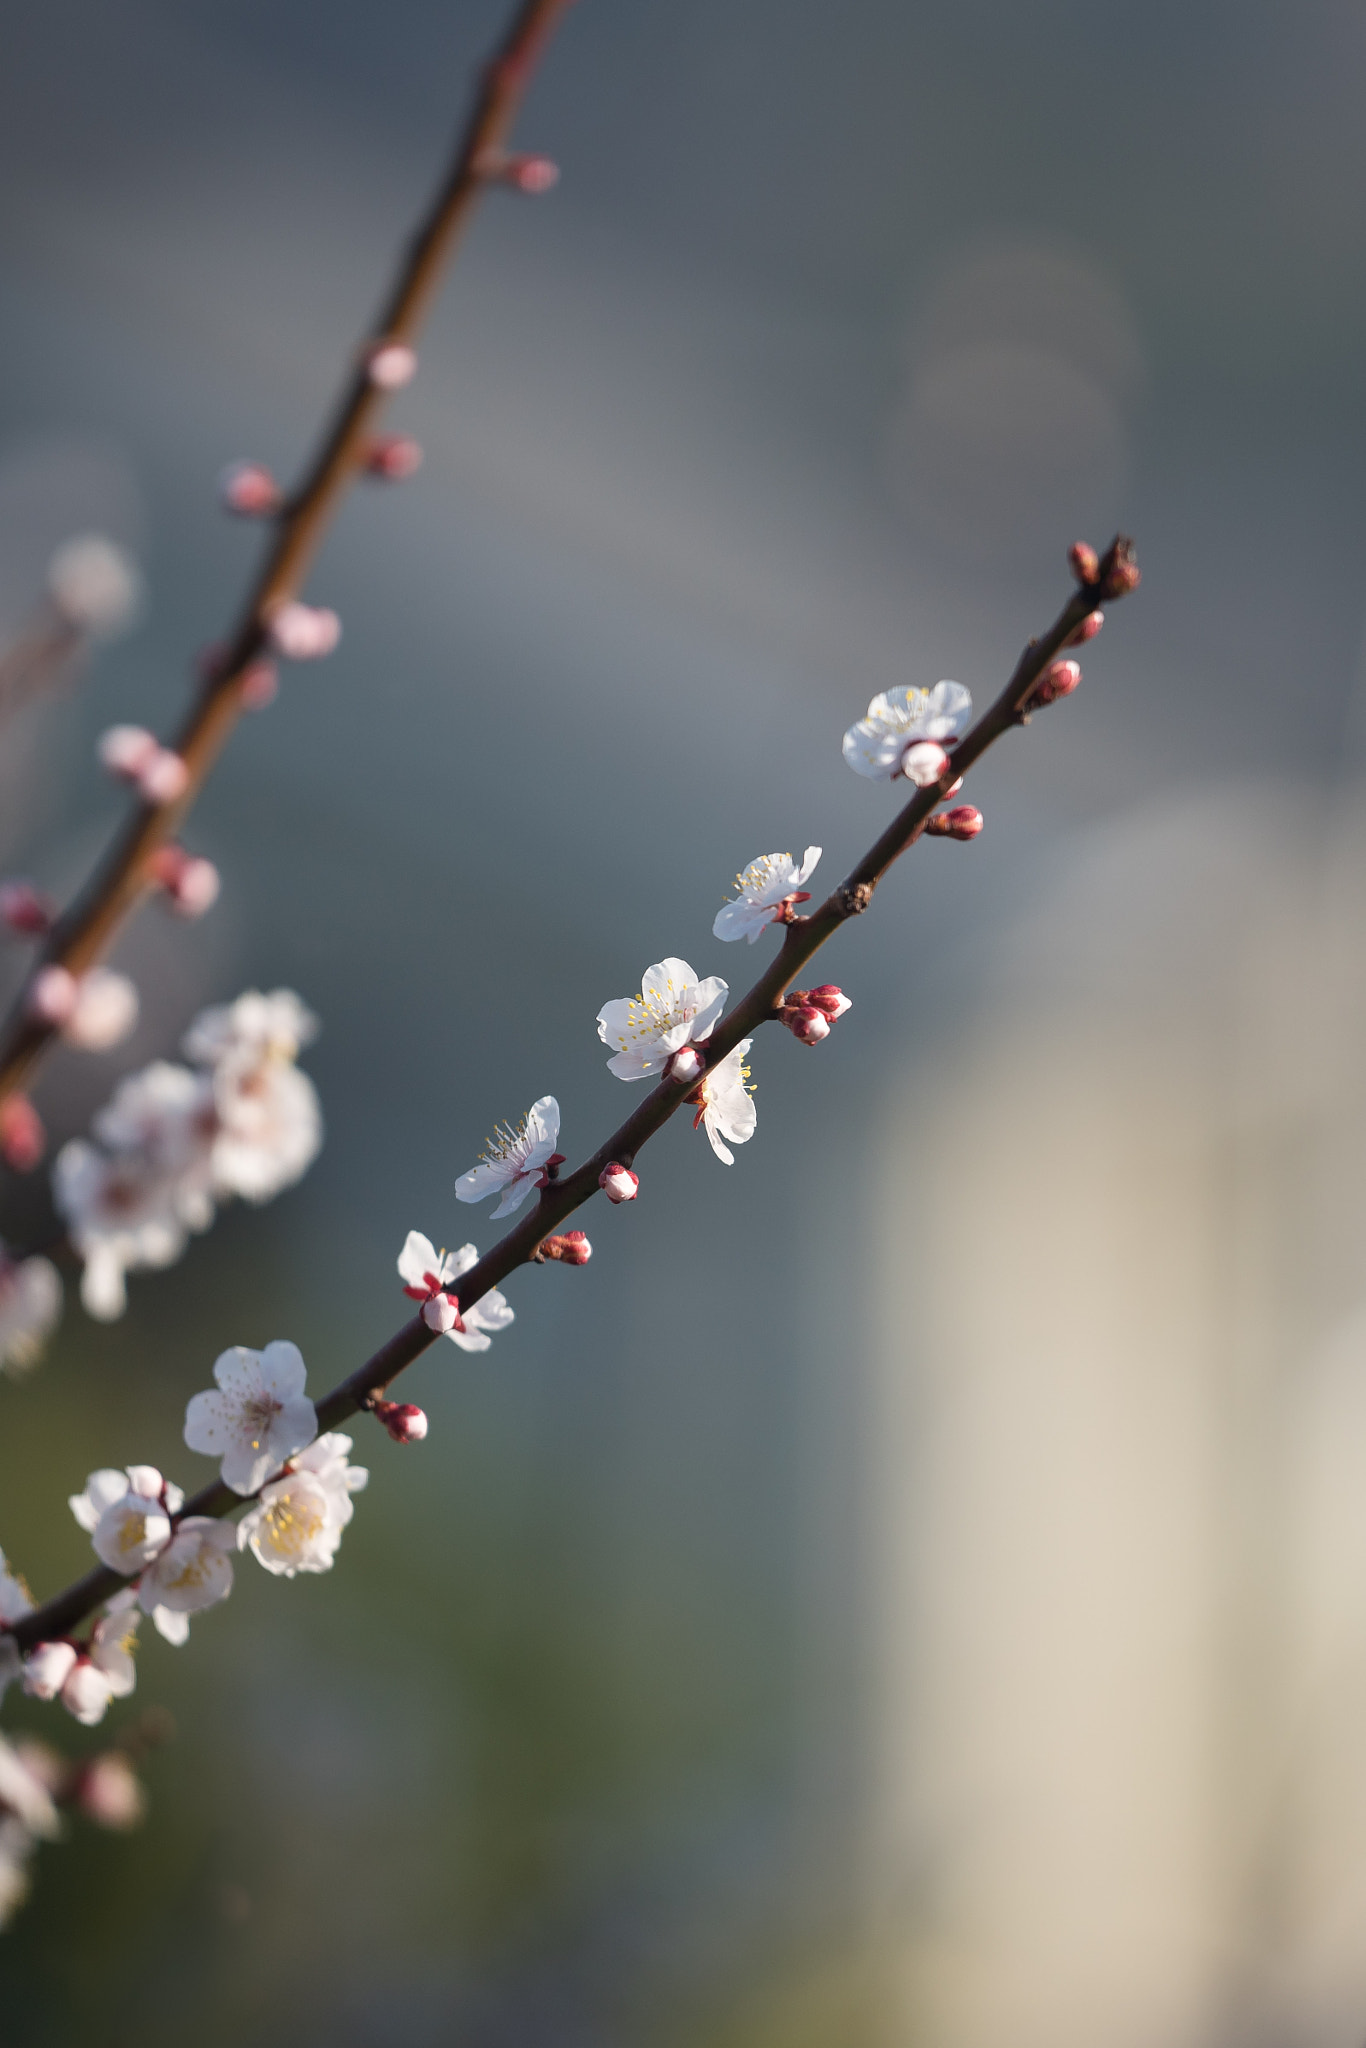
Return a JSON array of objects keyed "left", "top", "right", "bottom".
[{"left": 2, "top": 3, "right": 1366, "bottom": 2044}]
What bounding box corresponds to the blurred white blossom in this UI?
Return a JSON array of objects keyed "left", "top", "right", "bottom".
[
  {"left": 0, "top": 1244, "right": 61, "bottom": 1376},
  {"left": 46, "top": 534, "right": 141, "bottom": 639}
]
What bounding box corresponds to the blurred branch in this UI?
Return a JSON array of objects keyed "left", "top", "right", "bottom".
[
  {"left": 7, "top": 540, "right": 1139, "bottom": 1656},
  {"left": 0, "top": 0, "right": 576, "bottom": 1111}
]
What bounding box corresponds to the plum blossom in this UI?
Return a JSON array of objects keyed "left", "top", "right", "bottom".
[
  {"left": 713, "top": 848, "right": 821, "bottom": 945},
  {"left": 183, "top": 1341, "right": 317, "bottom": 1496},
  {"left": 0, "top": 1244, "right": 61, "bottom": 1376},
  {"left": 691, "top": 1040, "right": 757, "bottom": 1165},
  {"left": 69, "top": 1466, "right": 178, "bottom": 1575},
  {"left": 137, "top": 1518, "right": 235, "bottom": 1644},
  {"left": 456, "top": 1097, "right": 562, "bottom": 1218},
  {"left": 237, "top": 1433, "right": 367, "bottom": 1577},
  {"left": 842, "top": 681, "right": 972, "bottom": 781},
  {"left": 597, "top": 960, "right": 728, "bottom": 1081},
  {"left": 397, "top": 1233, "right": 514, "bottom": 1352},
  {"left": 599, "top": 1163, "right": 639, "bottom": 1203},
  {"left": 59, "top": 1595, "right": 140, "bottom": 1726},
  {"left": 21, "top": 1643, "right": 77, "bottom": 1702}
]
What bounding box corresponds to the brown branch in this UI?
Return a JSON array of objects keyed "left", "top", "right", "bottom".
[
  {"left": 0, "top": 0, "right": 577, "bottom": 1111},
  {"left": 6, "top": 542, "right": 1137, "bottom": 1657}
]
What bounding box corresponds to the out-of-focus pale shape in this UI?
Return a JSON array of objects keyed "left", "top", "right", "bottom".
[
  {"left": 0, "top": 1818, "right": 36, "bottom": 1929},
  {"left": 0, "top": 881, "right": 54, "bottom": 937},
  {"left": 183, "top": 1341, "right": 317, "bottom": 1496},
  {"left": 236, "top": 1432, "right": 367, "bottom": 1577},
  {"left": 268, "top": 601, "right": 340, "bottom": 661},
  {"left": 365, "top": 434, "right": 423, "bottom": 481},
  {"left": 46, "top": 534, "right": 141, "bottom": 638},
  {"left": 0, "top": 1244, "right": 61, "bottom": 1376},
  {"left": 713, "top": 847, "right": 821, "bottom": 944},
  {"left": 62, "top": 967, "right": 138, "bottom": 1051},
  {"left": 22, "top": 1642, "right": 77, "bottom": 1702},
  {"left": 692, "top": 1040, "right": 755, "bottom": 1165},
  {"left": 455, "top": 1097, "right": 562, "bottom": 1218},
  {"left": 26, "top": 965, "right": 76, "bottom": 1027},
  {"left": 149, "top": 846, "right": 220, "bottom": 919},
  {"left": 0, "top": 1735, "right": 59, "bottom": 1841},
  {"left": 0, "top": 1096, "right": 44, "bottom": 1173},
  {"left": 218, "top": 461, "right": 280, "bottom": 518},
  {"left": 366, "top": 342, "right": 417, "bottom": 390},
  {"left": 597, "top": 960, "right": 728, "bottom": 1080},
  {"left": 842, "top": 682, "right": 971, "bottom": 782},
  {"left": 184, "top": 988, "right": 317, "bottom": 1068},
  {"left": 0, "top": 1550, "right": 34, "bottom": 1702},
  {"left": 77, "top": 1751, "right": 146, "bottom": 1829}
]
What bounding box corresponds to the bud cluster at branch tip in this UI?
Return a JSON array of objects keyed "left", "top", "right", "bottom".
[
  {"left": 536, "top": 1230, "right": 592, "bottom": 1264},
  {"left": 1069, "top": 535, "right": 1140, "bottom": 601},
  {"left": 924, "top": 805, "right": 984, "bottom": 841},
  {"left": 218, "top": 461, "right": 281, "bottom": 518},
  {"left": 370, "top": 1399, "right": 428, "bottom": 1445},
  {"left": 778, "top": 984, "right": 852, "bottom": 1045},
  {"left": 599, "top": 1162, "right": 639, "bottom": 1203},
  {"left": 98, "top": 726, "right": 190, "bottom": 805}
]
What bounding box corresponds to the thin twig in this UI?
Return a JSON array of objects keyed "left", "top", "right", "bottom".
[
  {"left": 7, "top": 543, "right": 1137, "bottom": 1656},
  {"left": 0, "top": 0, "right": 576, "bottom": 1111}
]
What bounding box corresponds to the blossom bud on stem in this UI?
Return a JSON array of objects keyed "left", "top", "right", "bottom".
[
  {"left": 1094, "top": 534, "right": 1141, "bottom": 600},
  {"left": 478, "top": 151, "right": 560, "bottom": 193},
  {"left": 371, "top": 1399, "right": 428, "bottom": 1444},
  {"left": 1064, "top": 610, "right": 1104, "bottom": 648},
  {"left": 238, "top": 658, "right": 279, "bottom": 710},
  {"left": 599, "top": 1162, "right": 639, "bottom": 1203},
  {"left": 268, "top": 602, "right": 342, "bottom": 661},
  {"left": 924, "top": 805, "right": 984, "bottom": 840},
  {"left": 0, "top": 1094, "right": 44, "bottom": 1171},
  {"left": 1026, "top": 659, "right": 1082, "bottom": 710},
  {"left": 667, "top": 1046, "right": 705, "bottom": 1085},
  {"left": 1069, "top": 541, "right": 1100, "bottom": 586},
  {"left": 364, "top": 435, "right": 424, "bottom": 482},
  {"left": 147, "top": 846, "right": 221, "bottom": 919},
  {"left": 366, "top": 342, "right": 418, "bottom": 391},
  {"left": 782, "top": 1004, "right": 829, "bottom": 1044},
  {"left": 420, "top": 1292, "right": 462, "bottom": 1335},
  {"left": 536, "top": 1231, "right": 592, "bottom": 1264},
  {"left": 0, "top": 882, "right": 56, "bottom": 939},
  {"left": 219, "top": 461, "right": 281, "bottom": 518},
  {"left": 901, "top": 740, "right": 950, "bottom": 788},
  {"left": 27, "top": 966, "right": 77, "bottom": 1028}
]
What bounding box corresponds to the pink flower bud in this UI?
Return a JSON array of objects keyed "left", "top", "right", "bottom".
[
  {"left": 219, "top": 461, "right": 280, "bottom": 517},
  {"left": 28, "top": 964, "right": 77, "bottom": 1026},
  {"left": 77, "top": 1752, "right": 147, "bottom": 1830},
  {"left": 1068, "top": 541, "right": 1100, "bottom": 586},
  {"left": 98, "top": 725, "right": 158, "bottom": 781},
  {"left": 599, "top": 1163, "right": 639, "bottom": 1203},
  {"left": 23, "top": 1641, "right": 78, "bottom": 1701},
  {"left": 0, "top": 882, "right": 55, "bottom": 938},
  {"left": 901, "top": 740, "right": 950, "bottom": 787},
  {"left": 269, "top": 602, "right": 341, "bottom": 661},
  {"left": 539, "top": 1230, "right": 592, "bottom": 1264},
  {"left": 806, "top": 985, "right": 852, "bottom": 1019},
  {"left": 148, "top": 846, "right": 219, "bottom": 918},
  {"left": 924, "top": 804, "right": 984, "bottom": 841},
  {"left": 1095, "top": 535, "right": 1140, "bottom": 600},
  {"left": 61, "top": 1658, "right": 113, "bottom": 1726},
  {"left": 0, "top": 1095, "right": 45, "bottom": 1172},
  {"left": 1064, "top": 609, "right": 1104, "bottom": 648},
  {"left": 506, "top": 153, "right": 560, "bottom": 193},
  {"left": 366, "top": 342, "right": 417, "bottom": 390},
  {"left": 137, "top": 748, "right": 190, "bottom": 806},
  {"left": 239, "top": 658, "right": 279, "bottom": 711},
  {"left": 65, "top": 967, "right": 139, "bottom": 1050},
  {"left": 421, "top": 1293, "right": 460, "bottom": 1334},
  {"left": 365, "top": 434, "right": 424, "bottom": 481},
  {"left": 668, "top": 1046, "right": 705, "bottom": 1084},
  {"left": 374, "top": 1400, "right": 428, "bottom": 1444},
  {"left": 1028, "top": 659, "right": 1082, "bottom": 709},
  {"left": 783, "top": 1003, "right": 830, "bottom": 1045}
]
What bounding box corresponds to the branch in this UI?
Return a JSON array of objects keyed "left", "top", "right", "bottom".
[
  {"left": 7, "top": 540, "right": 1138, "bottom": 1656},
  {"left": 0, "top": 0, "right": 576, "bottom": 1112}
]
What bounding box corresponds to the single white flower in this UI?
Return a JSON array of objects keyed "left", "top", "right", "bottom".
[
  {"left": 455, "top": 1097, "right": 562, "bottom": 1218},
  {"left": 61, "top": 1597, "right": 139, "bottom": 1726},
  {"left": 691, "top": 1040, "right": 757, "bottom": 1165},
  {"left": 712, "top": 848, "right": 822, "bottom": 945},
  {"left": 137, "top": 1517, "right": 235, "bottom": 1640},
  {"left": 69, "top": 1466, "right": 176, "bottom": 1575},
  {"left": 236, "top": 1432, "right": 366, "bottom": 1578},
  {"left": 209, "top": 1055, "right": 322, "bottom": 1204},
  {"left": 183, "top": 1341, "right": 317, "bottom": 1496},
  {"left": 596, "top": 959, "right": 728, "bottom": 1081},
  {"left": 0, "top": 1247, "right": 61, "bottom": 1376},
  {"left": 0, "top": 1735, "right": 59, "bottom": 1840},
  {"left": 842, "top": 681, "right": 972, "bottom": 781},
  {"left": 184, "top": 988, "right": 318, "bottom": 1069},
  {"left": 398, "top": 1233, "right": 515, "bottom": 1354}
]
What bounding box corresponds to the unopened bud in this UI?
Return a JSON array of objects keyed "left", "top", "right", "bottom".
[
  {"left": 0, "top": 882, "right": 55, "bottom": 938},
  {"left": 366, "top": 342, "right": 417, "bottom": 390},
  {"left": 0, "top": 1095, "right": 45, "bottom": 1172},
  {"left": 219, "top": 461, "right": 280, "bottom": 518},
  {"left": 599, "top": 1163, "right": 639, "bottom": 1203},
  {"left": 1095, "top": 535, "right": 1140, "bottom": 600},
  {"left": 901, "top": 739, "right": 950, "bottom": 787},
  {"left": 539, "top": 1230, "right": 592, "bottom": 1264},
  {"left": 1068, "top": 541, "right": 1100, "bottom": 586},
  {"left": 77, "top": 1752, "right": 147, "bottom": 1830},
  {"left": 924, "top": 804, "right": 983, "bottom": 841},
  {"left": 23, "top": 1642, "right": 78, "bottom": 1701},
  {"left": 239, "top": 658, "right": 279, "bottom": 711},
  {"left": 668, "top": 1046, "right": 705, "bottom": 1085},
  {"left": 1028, "top": 659, "right": 1082, "bottom": 709},
  {"left": 365, "top": 434, "right": 424, "bottom": 481},
  {"left": 1064, "top": 609, "right": 1104, "bottom": 648},
  {"left": 136, "top": 748, "right": 190, "bottom": 806},
  {"left": 806, "top": 985, "right": 852, "bottom": 1019},
  {"left": 783, "top": 1003, "right": 830, "bottom": 1045},
  {"left": 502, "top": 153, "right": 560, "bottom": 193},
  {"left": 269, "top": 601, "right": 341, "bottom": 661},
  {"left": 99, "top": 724, "right": 157, "bottom": 781},
  {"left": 421, "top": 1293, "right": 460, "bottom": 1334},
  {"left": 148, "top": 846, "right": 220, "bottom": 919},
  {"left": 64, "top": 968, "right": 139, "bottom": 1051},
  {"left": 28, "top": 964, "right": 78, "bottom": 1027},
  {"left": 373, "top": 1399, "right": 428, "bottom": 1444}
]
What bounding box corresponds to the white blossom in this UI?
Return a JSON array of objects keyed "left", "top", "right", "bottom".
[
  {"left": 208, "top": 1055, "right": 321, "bottom": 1203},
  {"left": 397, "top": 1233, "right": 514, "bottom": 1353},
  {"left": 0, "top": 1246, "right": 61, "bottom": 1376},
  {"left": 456, "top": 1097, "right": 561, "bottom": 1218},
  {"left": 184, "top": 988, "right": 317, "bottom": 1068},
  {"left": 183, "top": 1341, "right": 317, "bottom": 1496},
  {"left": 60, "top": 1597, "right": 139, "bottom": 1726},
  {"left": 692, "top": 1040, "right": 757, "bottom": 1165},
  {"left": 22, "top": 1642, "right": 77, "bottom": 1701},
  {"left": 69, "top": 1466, "right": 177, "bottom": 1575},
  {"left": 63, "top": 968, "right": 139, "bottom": 1051},
  {"left": 236, "top": 1432, "right": 367, "bottom": 1578},
  {"left": 137, "top": 1517, "right": 235, "bottom": 1642},
  {"left": 842, "top": 681, "right": 972, "bottom": 781},
  {"left": 596, "top": 959, "right": 728, "bottom": 1081},
  {"left": 713, "top": 848, "right": 821, "bottom": 945}
]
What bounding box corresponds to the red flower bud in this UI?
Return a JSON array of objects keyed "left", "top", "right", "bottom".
[
  {"left": 1094, "top": 534, "right": 1140, "bottom": 600},
  {"left": 783, "top": 1003, "right": 830, "bottom": 1045},
  {"left": 219, "top": 461, "right": 280, "bottom": 518},
  {"left": 599, "top": 1163, "right": 639, "bottom": 1203},
  {"left": 365, "top": 434, "right": 424, "bottom": 482},
  {"left": 805, "top": 985, "right": 852, "bottom": 1019},
  {"left": 1068, "top": 541, "right": 1100, "bottom": 586},
  {"left": 924, "top": 804, "right": 983, "bottom": 841},
  {"left": 538, "top": 1231, "right": 592, "bottom": 1264},
  {"left": 373, "top": 1399, "right": 428, "bottom": 1444},
  {"left": 0, "top": 1094, "right": 44, "bottom": 1172},
  {"left": 1064, "top": 609, "right": 1104, "bottom": 649},
  {"left": 1028, "top": 659, "right": 1082, "bottom": 709},
  {"left": 0, "top": 882, "right": 55, "bottom": 938}
]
